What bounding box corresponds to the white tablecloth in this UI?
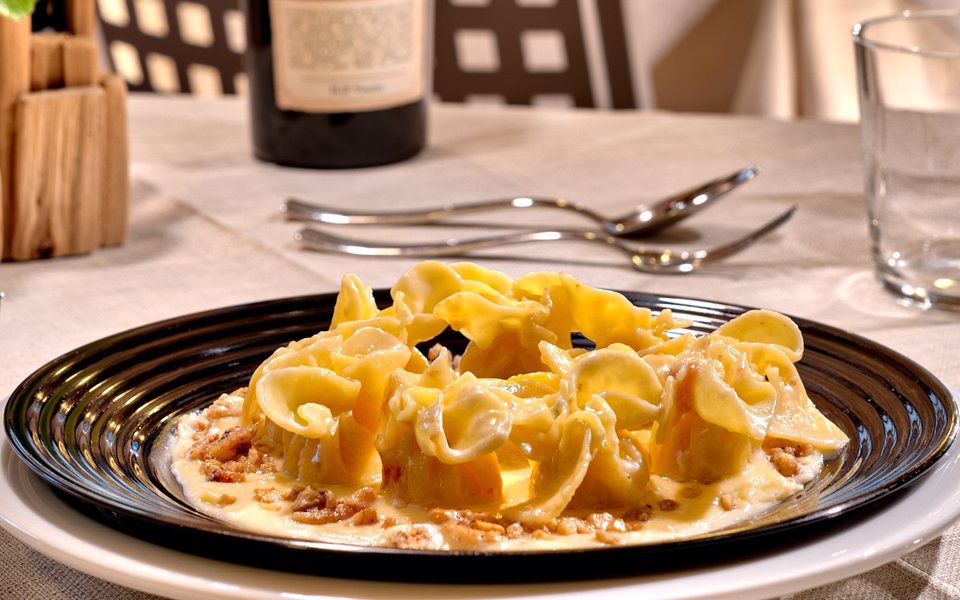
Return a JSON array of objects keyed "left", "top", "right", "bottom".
[{"left": 1, "top": 95, "right": 958, "bottom": 599}]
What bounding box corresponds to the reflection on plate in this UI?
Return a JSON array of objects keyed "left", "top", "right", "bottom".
[{"left": 3, "top": 292, "right": 958, "bottom": 583}]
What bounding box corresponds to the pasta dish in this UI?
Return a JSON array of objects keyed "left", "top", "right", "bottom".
[{"left": 169, "top": 261, "right": 848, "bottom": 550}]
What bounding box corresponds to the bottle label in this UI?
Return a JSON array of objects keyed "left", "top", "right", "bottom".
[{"left": 269, "top": 0, "right": 426, "bottom": 112}]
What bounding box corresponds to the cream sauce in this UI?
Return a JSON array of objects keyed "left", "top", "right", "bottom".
[{"left": 168, "top": 394, "right": 823, "bottom": 551}]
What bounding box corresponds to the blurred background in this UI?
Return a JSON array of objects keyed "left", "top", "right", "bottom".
[{"left": 70, "top": 0, "right": 959, "bottom": 122}]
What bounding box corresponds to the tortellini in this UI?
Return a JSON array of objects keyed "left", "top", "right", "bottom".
[{"left": 240, "top": 261, "right": 848, "bottom": 523}]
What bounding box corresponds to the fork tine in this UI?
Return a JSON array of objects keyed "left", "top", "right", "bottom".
[
  {"left": 628, "top": 206, "right": 797, "bottom": 273},
  {"left": 695, "top": 205, "right": 797, "bottom": 263}
]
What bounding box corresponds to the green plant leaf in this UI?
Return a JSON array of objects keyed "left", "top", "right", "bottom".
[{"left": 0, "top": 0, "right": 39, "bottom": 20}]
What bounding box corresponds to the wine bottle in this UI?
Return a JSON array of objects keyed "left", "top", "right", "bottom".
[{"left": 243, "top": 0, "right": 430, "bottom": 169}]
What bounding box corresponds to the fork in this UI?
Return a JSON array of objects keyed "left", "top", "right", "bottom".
[
  {"left": 283, "top": 166, "right": 758, "bottom": 238},
  {"left": 295, "top": 206, "right": 797, "bottom": 274}
]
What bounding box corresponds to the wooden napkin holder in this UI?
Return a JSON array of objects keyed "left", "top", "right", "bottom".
[{"left": 0, "top": 2, "right": 129, "bottom": 262}]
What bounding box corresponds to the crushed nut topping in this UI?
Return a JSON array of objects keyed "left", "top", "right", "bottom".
[
  {"left": 719, "top": 493, "right": 737, "bottom": 511},
  {"left": 417, "top": 508, "right": 646, "bottom": 548},
  {"left": 764, "top": 439, "right": 816, "bottom": 477},
  {"left": 290, "top": 486, "right": 380, "bottom": 526},
  {"left": 658, "top": 499, "right": 680, "bottom": 512}
]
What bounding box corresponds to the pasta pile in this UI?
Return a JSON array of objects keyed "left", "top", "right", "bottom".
[{"left": 240, "top": 261, "right": 848, "bottom": 524}]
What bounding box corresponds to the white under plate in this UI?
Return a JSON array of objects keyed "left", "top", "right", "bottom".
[{"left": 3, "top": 432, "right": 960, "bottom": 600}]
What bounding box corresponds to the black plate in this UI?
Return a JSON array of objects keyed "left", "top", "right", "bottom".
[{"left": 4, "top": 292, "right": 957, "bottom": 582}]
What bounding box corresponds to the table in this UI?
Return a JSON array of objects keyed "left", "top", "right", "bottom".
[{"left": 1, "top": 95, "right": 958, "bottom": 599}]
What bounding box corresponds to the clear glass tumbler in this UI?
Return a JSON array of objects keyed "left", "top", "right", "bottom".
[{"left": 854, "top": 9, "right": 960, "bottom": 309}]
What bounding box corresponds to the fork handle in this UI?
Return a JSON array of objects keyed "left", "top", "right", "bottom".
[
  {"left": 284, "top": 197, "right": 603, "bottom": 226},
  {"left": 294, "top": 227, "right": 618, "bottom": 257}
]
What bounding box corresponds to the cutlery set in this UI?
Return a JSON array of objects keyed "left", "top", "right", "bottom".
[{"left": 285, "top": 166, "right": 795, "bottom": 273}]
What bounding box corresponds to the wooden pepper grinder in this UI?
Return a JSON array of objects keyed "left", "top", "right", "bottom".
[{"left": 0, "top": 0, "right": 130, "bottom": 262}]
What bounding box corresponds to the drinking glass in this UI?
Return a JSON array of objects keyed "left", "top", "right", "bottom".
[{"left": 854, "top": 9, "right": 960, "bottom": 309}]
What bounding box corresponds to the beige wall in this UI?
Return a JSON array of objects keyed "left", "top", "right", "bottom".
[{"left": 622, "top": 0, "right": 953, "bottom": 122}]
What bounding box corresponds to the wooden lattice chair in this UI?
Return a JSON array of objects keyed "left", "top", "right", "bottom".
[
  {"left": 97, "top": 0, "right": 637, "bottom": 108},
  {"left": 98, "top": 0, "right": 246, "bottom": 95},
  {"left": 434, "top": 0, "right": 636, "bottom": 108}
]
